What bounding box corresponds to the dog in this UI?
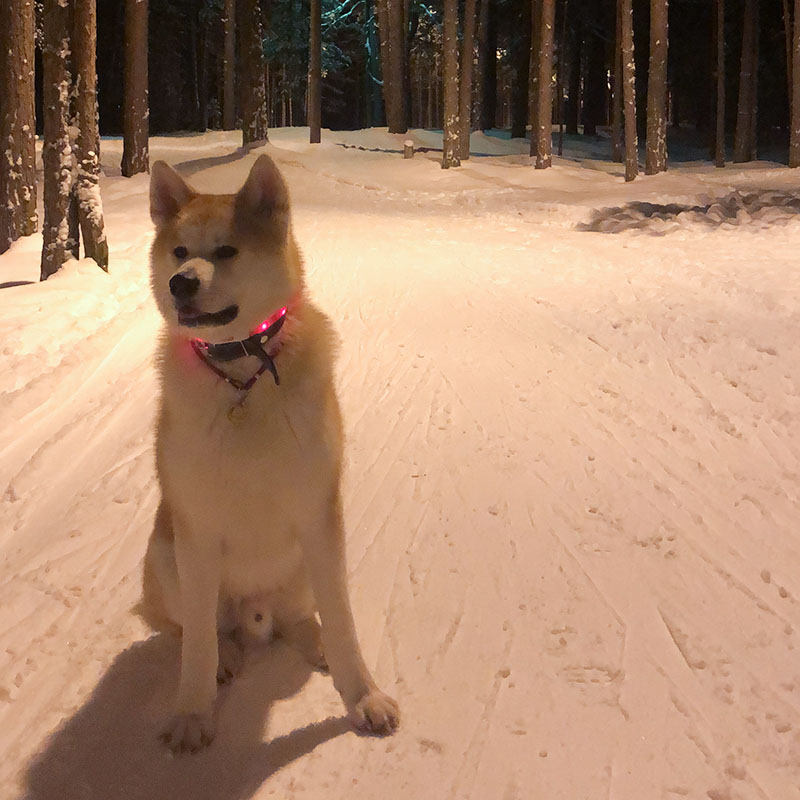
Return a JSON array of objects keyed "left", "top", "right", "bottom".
[{"left": 138, "top": 154, "right": 399, "bottom": 753}]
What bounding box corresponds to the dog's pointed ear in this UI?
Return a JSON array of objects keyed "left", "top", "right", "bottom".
[
  {"left": 150, "top": 161, "right": 196, "bottom": 228},
  {"left": 235, "top": 155, "right": 289, "bottom": 232}
]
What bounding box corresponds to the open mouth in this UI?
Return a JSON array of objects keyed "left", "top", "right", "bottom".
[{"left": 177, "top": 304, "right": 239, "bottom": 328}]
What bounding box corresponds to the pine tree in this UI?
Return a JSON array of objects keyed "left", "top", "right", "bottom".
[
  {"left": 733, "top": 0, "right": 758, "bottom": 163},
  {"left": 532, "top": 0, "right": 555, "bottom": 168},
  {"left": 790, "top": 0, "right": 800, "bottom": 166},
  {"left": 441, "top": 0, "right": 460, "bottom": 168},
  {"left": 714, "top": 0, "right": 726, "bottom": 168},
  {"left": 511, "top": 0, "right": 532, "bottom": 139},
  {"left": 645, "top": 0, "right": 668, "bottom": 174},
  {"left": 121, "top": 0, "right": 149, "bottom": 177},
  {"left": 239, "top": 0, "right": 268, "bottom": 145},
  {"left": 459, "top": 0, "right": 478, "bottom": 159},
  {"left": 0, "top": 0, "right": 37, "bottom": 254},
  {"left": 309, "top": 0, "right": 322, "bottom": 142},
  {"left": 41, "top": 0, "right": 75, "bottom": 279},
  {"left": 376, "top": 0, "right": 408, "bottom": 133},
  {"left": 620, "top": 0, "right": 638, "bottom": 181},
  {"left": 223, "top": 0, "right": 236, "bottom": 130},
  {"left": 73, "top": 0, "right": 109, "bottom": 270}
]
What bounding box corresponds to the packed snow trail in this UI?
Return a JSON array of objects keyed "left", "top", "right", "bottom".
[{"left": 1, "top": 129, "right": 799, "bottom": 800}]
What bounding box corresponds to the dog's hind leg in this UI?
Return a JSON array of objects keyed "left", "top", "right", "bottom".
[
  {"left": 138, "top": 499, "right": 182, "bottom": 636},
  {"left": 272, "top": 576, "right": 327, "bottom": 671}
]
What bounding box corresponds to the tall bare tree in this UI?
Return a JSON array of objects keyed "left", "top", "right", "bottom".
[
  {"left": 715, "top": 0, "right": 726, "bottom": 168},
  {"left": 620, "top": 0, "right": 638, "bottom": 181},
  {"left": 791, "top": 0, "right": 800, "bottom": 166},
  {"left": 532, "top": 0, "right": 555, "bottom": 168},
  {"left": 121, "top": 0, "right": 149, "bottom": 177},
  {"left": 72, "top": 0, "right": 108, "bottom": 270},
  {"left": 309, "top": 0, "right": 322, "bottom": 143},
  {"left": 376, "top": 0, "right": 408, "bottom": 133},
  {"left": 441, "top": 0, "right": 460, "bottom": 168},
  {"left": 41, "top": 0, "right": 75, "bottom": 279},
  {"left": 645, "top": 0, "right": 668, "bottom": 174},
  {"left": 239, "top": 0, "right": 268, "bottom": 145},
  {"left": 511, "top": 0, "right": 532, "bottom": 139},
  {"left": 223, "top": 0, "right": 236, "bottom": 130},
  {"left": 611, "top": 3, "right": 623, "bottom": 161},
  {"left": 733, "top": 0, "right": 758, "bottom": 162},
  {"left": 0, "top": 0, "right": 37, "bottom": 255},
  {"left": 459, "top": 0, "right": 478, "bottom": 159}
]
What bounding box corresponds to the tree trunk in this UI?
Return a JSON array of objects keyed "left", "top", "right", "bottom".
[
  {"left": 645, "top": 0, "right": 668, "bottom": 173},
  {"left": 582, "top": 18, "right": 606, "bottom": 136},
  {"left": 529, "top": 0, "right": 540, "bottom": 149},
  {"left": 511, "top": 0, "right": 532, "bottom": 139},
  {"left": 223, "top": 0, "right": 236, "bottom": 130},
  {"left": 556, "top": 0, "right": 569, "bottom": 156},
  {"left": 481, "top": 0, "right": 497, "bottom": 130},
  {"left": 441, "top": 0, "right": 460, "bottom": 168},
  {"left": 533, "top": 0, "right": 555, "bottom": 167},
  {"left": 0, "top": 0, "right": 37, "bottom": 254},
  {"left": 784, "top": 0, "right": 793, "bottom": 122},
  {"left": 239, "top": 0, "right": 268, "bottom": 145},
  {"left": 121, "top": 0, "right": 149, "bottom": 177},
  {"left": 733, "top": 0, "right": 757, "bottom": 162},
  {"left": 611, "top": 0, "right": 623, "bottom": 161},
  {"left": 72, "top": 0, "right": 108, "bottom": 270},
  {"left": 459, "top": 0, "right": 478, "bottom": 158},
  {"left": 376, "top": 0, "right": 407, "bottom": 133},
  {"left": 41, "top": 0, "right": 75, "bottom": 279},
  {"left": 565, "top": 17, "right": 580, "bottom": 136},
  {"left": 309, "top": 0, "right": 321, "bottom": 142},
  {"left": 791, "top": 0, "right": 800, "bottom": 166},
  {"left": 715, "top": 0, "right": 726, "bottom": 167},
  {"left": 620, "top": 0, "right": 638, "bottom": 181}
]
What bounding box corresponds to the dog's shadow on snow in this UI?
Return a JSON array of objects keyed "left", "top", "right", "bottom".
[{"left": 21, "top": 634, "right": 352, "bottom": 800}]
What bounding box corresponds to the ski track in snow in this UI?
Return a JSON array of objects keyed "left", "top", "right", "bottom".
[{"left": 1, "top": 129, "right": 800, "bottom": 799}]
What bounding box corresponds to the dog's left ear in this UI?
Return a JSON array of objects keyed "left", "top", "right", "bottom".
[{"left": 235, "top": 154, "right": 290, "bottom": 235}]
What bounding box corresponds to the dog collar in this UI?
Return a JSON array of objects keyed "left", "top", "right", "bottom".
[{"left": 191, "top": 306, "right": 287, "bottom": 390}]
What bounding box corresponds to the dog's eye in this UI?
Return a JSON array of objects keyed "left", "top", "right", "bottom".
[
  {"left": 215, "top": 245, "right": 238, "bottom": 260},
  {"left": 173, "top": 246, "right": 188, "bottom": 259},
  {"left": 254, "top": 613, "right": 263, "bottom": 623}
]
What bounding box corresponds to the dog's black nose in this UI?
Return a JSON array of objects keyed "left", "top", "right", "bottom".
[{"left": 169, "top": 272, "right": 200, "bottom": 301}]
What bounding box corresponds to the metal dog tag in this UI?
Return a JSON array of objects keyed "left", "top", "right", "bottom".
[{"left": 227, "top": 403, "right": 248, "bottom": 425}]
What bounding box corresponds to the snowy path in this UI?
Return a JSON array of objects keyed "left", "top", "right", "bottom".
[{"left": 2, "top": 130, "right": 800, "bottom": 800}]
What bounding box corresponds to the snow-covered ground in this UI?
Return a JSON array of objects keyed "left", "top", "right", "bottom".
[{"left": 2, "top": 127, "right": 800, "bottom": 800}]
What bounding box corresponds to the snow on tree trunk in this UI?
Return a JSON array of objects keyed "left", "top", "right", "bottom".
[
  {"left": 645, "top": 0, "right": 668, "bottom": 175},
  {"left": 715, "top": 0, "right": 726, "bottom": 168},
  {"left": 223, "top": 0, "right": 236, "bottom": 130},
  {"left": 41, "top": 0, "right": 75, "bottom": 280},
  {"left": 790, "top": 0, "right": 800, "bottom": 167},
  {"left": 239, "top": 0, "right": 268, "bottom": 146},
  {"left": 733, "top": 0, "right": 757, "bottom": 163},
  {"left": 534, "top": 0, "right": 555, "bottom": 169},
  {"left": 121, "top": 0, "right": 149, "bottom": 177},
  {"left": 0, "top": 0, "right": 37, "bottom": 254},
  {"left": 620, "top": 0, "right": 638, "bottom": 182},
  {"left": 72, "top": 0, "right": 108, "bottom": 270},
  {"left": 309, "top": 0, "right": 322, "bottom": 143},
  {"left": 459, "top": 0, "right": 478, "bottom": 160},
  {"left": 441, "top": 0, "right": 460, "bottom": 169}
]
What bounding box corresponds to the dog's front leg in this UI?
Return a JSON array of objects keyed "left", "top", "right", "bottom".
[
  {"left": 301, "top": 495, "right": 399, "bottom": 735},
  {"left": 160, "top": 526, "right": 221, "bottom": 754}
]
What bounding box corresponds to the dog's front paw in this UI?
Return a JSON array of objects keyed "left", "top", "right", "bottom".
[
  {"left": 160, "top": 712, "right": 216, "bottom": 754},
  {"left": 351, "top": 689, "right": 400, "bottom": 736}
]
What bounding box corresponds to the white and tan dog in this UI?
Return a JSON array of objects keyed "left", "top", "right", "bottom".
[{"left": 138, "top": 154, "right": 399, "bottom": 753}]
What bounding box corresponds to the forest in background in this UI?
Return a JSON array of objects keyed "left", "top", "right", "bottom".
[{"left": 4, "top": 0, "right": 800, "bottom": 272}]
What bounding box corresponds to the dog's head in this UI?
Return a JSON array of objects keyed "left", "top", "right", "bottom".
[{"left": 149, "top": 154, "right": 303, "bottom": 342}]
